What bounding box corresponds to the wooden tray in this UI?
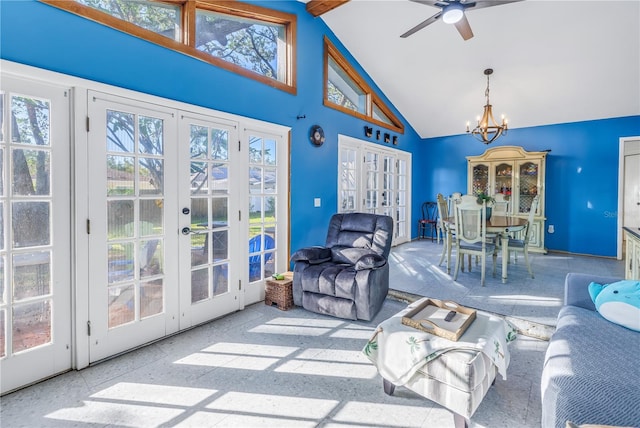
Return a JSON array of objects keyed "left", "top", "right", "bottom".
[{"left": 401, "top": 298, "right": 476, "bottom": 341}]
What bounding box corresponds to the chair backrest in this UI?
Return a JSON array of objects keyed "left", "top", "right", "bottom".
[
  {"left": 422, "top": 201, "right": 438, "bottom": 221},
  {"left": 522, "top": 195, "right": 540, "bottom": 243},
  {"left": 454, "top": 199, "right": 488, "bottom": 246},
  {"left": 325, "top": 213, "right": 394, "bottom": 258},
  {"left": 460, "top": 194, "right": 478, "bottom": 205},
  {"left": 436, "top": 193, "right": 448, "bottom": 223},
  {"left": 493, "top": 193, "right": 509, "bottom": 215},
  {"left": 448, "top": 192, "right": 462, "bottom": 216}
]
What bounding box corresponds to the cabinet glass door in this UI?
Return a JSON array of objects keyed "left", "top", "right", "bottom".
[
  {"left": 518, "top": 161, "right": 539, "bottom": 214},
  {"left": 494, "top": 163, "right": 513, "bottom": 196},
  {"left": 471, "top": 164, "right": 489, "bottom": 195}
]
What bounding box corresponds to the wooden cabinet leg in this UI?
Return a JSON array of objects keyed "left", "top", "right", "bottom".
[{"left": 382, "top": 378, "right": 395, "bottom": 395}]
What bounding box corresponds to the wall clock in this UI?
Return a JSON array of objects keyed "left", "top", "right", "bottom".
[{"left": 309, "top": 125, "right": 325, "bottom": 146}]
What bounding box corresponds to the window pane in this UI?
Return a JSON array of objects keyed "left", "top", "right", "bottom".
[
  {"left": 12, "top": 149, "right": 50, "bottom": 196},
  {"left": 327, "top": 57, "right": 365, "bottom": 114},
  {"left": 13, "top": 300, "right": 51, "bottom": 352},
  {"left": 373, "top": 102, "right": 393, "bottom": 126},
  {"left": 77, "top": 0, "right": 180, "bottom": 41},
  {"left": 195, "top": 10, "right": 285, "bottom": 82},
  {"left": 107, "top": 110, "right": 134, "bottom": 153},
  {"left": 12, "top": 202, "right": 50, "bottom": 248},
  {"left": 10, "top": 95, "right": 50, "bottom": 146}
]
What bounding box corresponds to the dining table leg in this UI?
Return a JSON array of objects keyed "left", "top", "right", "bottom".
[{"left": 500, "top": 234, "right": 509, "bottom": 283}]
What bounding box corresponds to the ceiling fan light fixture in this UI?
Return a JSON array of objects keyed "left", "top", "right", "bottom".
[{"left": 442, "top": 4, "right": 464, "bottom": 24}]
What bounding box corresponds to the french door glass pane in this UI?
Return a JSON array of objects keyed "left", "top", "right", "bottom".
[
  {"left": 106, "top": 109, "right": 165, "bottom": 328},
  {"left": 189, "top": 124, "right": 230, "bottom": 302},
  {"left": 12, "top": 300, "right": 51, "bottom": 353},
  {"left": 248, "top": 136, "right": 276, "bottom": 282}
]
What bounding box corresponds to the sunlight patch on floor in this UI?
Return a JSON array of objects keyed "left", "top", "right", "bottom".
[
  {"left": 249, "top": 324, "right": 333, "bottom": 336},
  {"left": 200, "top": 342, "right": 298, "bottom": 357},
  {"left": 46, "top": 400, "right": 185, "bottom": 427},
  {"left": 89, "top": 382, "right": 215, "bottom": 406},
  {"left": 275, "top": 359, "right": 376, "bottom": 379},
  {"left": 329, "top": 401, "right": 433, "bottom": 427},
  {"left": 296, "top": 348, "right": 369, "bottom": 364},
  {"left": 488, "top": 294, "right": 562, "bottom": 305},
  {"left": 174, "top": 352, "right": 280, "bottom": 369},
  {"left": 266, "top": 317, "right": 344, "bottom": 328},
  {"left": 206, "top": 391, "right": 338, "bottom": 419}
]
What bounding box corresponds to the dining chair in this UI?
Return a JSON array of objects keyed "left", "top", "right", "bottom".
[
  {"left": 436, "top": 193, "right": 449, "bottom": 244},
  {"left": 453, "top": 199, "right": 497, "bottom": 286},
  {"left": 508, "top": 195, "right": 539, "bottom": 278},
  {"left": 418, "top": 201, "right": 438, "bottom": 241},
  {"left": 493, "top": 193, "right": 509, "bottom": 215}
]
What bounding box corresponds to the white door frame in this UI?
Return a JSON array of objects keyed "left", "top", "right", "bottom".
[{"left": 618, "top": 136, "right": 640, "bottom": 259}]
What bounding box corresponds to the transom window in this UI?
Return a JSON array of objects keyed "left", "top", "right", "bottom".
[
  {"left": 324, "top": 38, "right": 404, "bottom": 133},
  {"left": 40, "top": 0, "right": 297, "bottom": 94}
]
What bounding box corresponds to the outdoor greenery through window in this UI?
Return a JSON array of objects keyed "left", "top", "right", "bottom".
[
  {"left": 324, "top": 37, "right": 404, "bottom": 133},
  {"left": 40, "top": 0, "right": 297, "bottom": 94}
]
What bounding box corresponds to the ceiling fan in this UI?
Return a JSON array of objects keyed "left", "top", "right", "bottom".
[{"left": 401, "top": 0, "right": 522, "bottom": 41}]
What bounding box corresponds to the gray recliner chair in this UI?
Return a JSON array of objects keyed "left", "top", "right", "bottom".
[{"left": 290, "top": 213, "right": 393, "bottom": 321}]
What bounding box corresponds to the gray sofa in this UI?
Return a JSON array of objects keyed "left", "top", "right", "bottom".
[
  {"left": 541, "top": 273, "right": 640, "bottom": 428},
  {"left": 291, "top": 213, "right": 393, "bottom": 321}
]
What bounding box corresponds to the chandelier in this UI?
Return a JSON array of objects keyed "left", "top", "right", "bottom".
[{"left": 466, "top": 68, "right": 508, "bottom": 144}]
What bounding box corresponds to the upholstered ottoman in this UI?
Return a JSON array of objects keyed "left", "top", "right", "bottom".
[
  {"left": 383, "top": 348, "right": 499, "bottom": 428},
  {"left": 363, "top": 298, "right": 515, "bottom": 428}
]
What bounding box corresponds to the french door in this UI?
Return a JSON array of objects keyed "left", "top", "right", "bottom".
[
  {"left": 87, "top": 92, "right": 180, "bottom": 362},
  {"left": 86, "top": 92, "right": 287, "bottom": 363},
  {"left": 0, "top": 77, "right": 72, "bottom": 393},
  {"left": 338, "top": 135, "right": 411, "bottom": 245},
  {"left": 177, "top": 112, "right": 242, "bottom": 327}
]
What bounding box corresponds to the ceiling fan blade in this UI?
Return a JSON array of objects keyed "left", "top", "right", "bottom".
[
  {"left": 465, "top": 0, "right": 523, "bottom": 11},
  {"left": 400, "top": 12, "right": 442, "bottom": 38},
  {"left": 454, "top": 13, "right": 474, "bottom": 40},
  {"left": 409, "top": 0, "right": 450, "bottom": 8}
]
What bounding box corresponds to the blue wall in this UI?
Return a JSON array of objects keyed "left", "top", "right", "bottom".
[
  {"left": 2, "top": 1, "right": 638, "bottom": 257},
  {"left": 0, "top": 0, "right": 423, "bottom": 255},
  {"left": 419, "top": 117, "right": 640, "bottom": 257}
]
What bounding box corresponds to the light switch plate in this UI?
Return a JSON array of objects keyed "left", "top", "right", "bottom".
[{"left": 314, "top": 198, "right": 321, "bottom": 207}]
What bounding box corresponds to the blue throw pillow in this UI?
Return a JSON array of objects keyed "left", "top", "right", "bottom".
[{"left": 588, "top": 280, "right": 640, "bottom": 332}]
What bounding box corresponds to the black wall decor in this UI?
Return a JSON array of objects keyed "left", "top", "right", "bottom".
[
  {"left": 376, "top": 130, "right": 380, "bottom": 140},
  {"left": 393, "top": 136, "right": 398, "bottom": 145},
  {"left": 384, "top": 133, "right": 390, "bottom": 143},
  {"left": 364, "top": 126, "right": 373, "bottom": 137}
]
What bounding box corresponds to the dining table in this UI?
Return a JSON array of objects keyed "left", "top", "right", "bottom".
[{"left": 441, "top": 215, "right": 528, "bottom": 283}]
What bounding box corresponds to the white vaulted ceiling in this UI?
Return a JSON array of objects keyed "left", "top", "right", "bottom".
[{"left": 303, "top": 0, "right": 640, "bottom": 138}]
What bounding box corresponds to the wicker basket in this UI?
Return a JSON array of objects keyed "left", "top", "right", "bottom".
[{"left": 265, "top": 273, "right": 294, "bottom": 311}]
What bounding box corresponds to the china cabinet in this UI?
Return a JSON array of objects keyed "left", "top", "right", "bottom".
[
  {"left": 624, "top": 228, "right": 640, "bottom": 280},
  {"left": 467, "top": 146, "right": 548, "bottom": 253}
]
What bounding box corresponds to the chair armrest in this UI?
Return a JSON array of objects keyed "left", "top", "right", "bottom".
[
  {"left": 564, "top": 273, "right": 622, "bottom": 311},
  {"left": 354, "top": 253, "right": 387, "bottom": 271},
  {"left": 291, "top": 246, "right": 332, "bottom": 264}
]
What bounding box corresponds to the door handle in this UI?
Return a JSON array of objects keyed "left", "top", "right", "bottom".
[{"left": 182, "top": 227, "right": 215, "bottom": 235}]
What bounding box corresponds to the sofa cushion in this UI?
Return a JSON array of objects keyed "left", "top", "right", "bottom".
[{"left": 542, "top": 305, "right": 640, "bottom": 428}]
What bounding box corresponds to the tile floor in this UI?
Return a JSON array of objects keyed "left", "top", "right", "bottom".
[{"left": 0, "top": 239, "right": 625, "bottom": 428}]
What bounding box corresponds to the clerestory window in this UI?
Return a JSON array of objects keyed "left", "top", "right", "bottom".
[
  {"left": 40, "top": 0, "right": 297, "bottom": 94},
  {"left": 324, "top": 37, "right": 404, "bottom": 133}
]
